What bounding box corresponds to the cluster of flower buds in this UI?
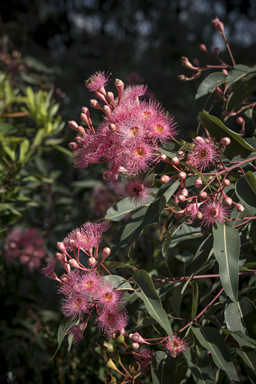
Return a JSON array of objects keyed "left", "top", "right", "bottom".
[
  {"left": 5, "top": 228, "right": 46, "bottom": 271},
  {"left": 68, "top": 71, "right": 177, "bottom": 204},
  {"left": 42, "top": 221, "right": 129, "bottom": 342}
]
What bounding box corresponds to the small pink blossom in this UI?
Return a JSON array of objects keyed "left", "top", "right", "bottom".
[
  {"left": 186, "top": 203, "right": 198, "bottom": 220},
  {"left": 124, "top": 178, "right": 152, "bottom": 205},
  {"left": 200, "top": 200, "right": 230, "bottom": 227},
  {"left": 95, "top": 307, "right": 129, "bottom": 338},
  {"left": 62, "top": 292, "right": 90, "bottom": 318},
  {"left": 95, "top": 280, "right": 124, "bottom": 310},
  {"left": 187, "top": 137, "right": 218, "bottom": 169},
  {"left": 78, "top": 271, "right": 101, "bottom": 297},
  {"left": 134, "top": 346, "right": 153, "bottom": 372},
  {"left": 58, "top": 269, "right": 81, "bottom": 296},
  {"left": 67, "top": 322, "right": 87, "bottom": 345},
  {"left": 85, "top": 71, "right": 111, "bottom": 94},
  {"left": 164, "top": 334, "right": 188, "bottom": 358}
]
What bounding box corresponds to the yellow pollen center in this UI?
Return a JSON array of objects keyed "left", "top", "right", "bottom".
[
  {"left": 75, "top": 299, "right": 82, "bottom": 307},
  {"left": 143, "top": 111, "right": 152, "bottom": 118},
  {"left": 107, "top": 314, "right": 115, "bottom": 323},
  {"left": 200, "top": 149, "right": 208, "bottom": 157},
  {"left": 104, "top": 292, "right": 113, "bottom": 301},
  {"left": 155, "top": 124, "right": 165, "bottom": 133},
  {"left": 135, "top": 147, "right": 145, "bottom": 157},
  {"left": 133, "top": 187, "right": 141, "bottom": 196},
  {"left": 130, "top": 126, "right": 140, "bottom": 136},
  {"left": 85, "top": 281, "right": 93, "bottom": 288}
]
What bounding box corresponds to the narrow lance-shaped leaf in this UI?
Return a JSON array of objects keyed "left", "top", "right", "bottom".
[
  {"left": 52, "top": 315, "right": 78, "bottom": 359},
  {"left": 192, "top": 325, "right": 239, "bottom": 381},
  {"left": 191, "top": 281, "right": 199, "bottom": 321},
  {"left": 132, "top": 270, "right": 172, "bottom": 337},
  {"left": 151, "top": 351, "right": 176, "bottom": 384},
  {"left": 236, "top": 349, "right": 256, "bottom": 373},
  {"left": 195, "top": 72, "right": 227, "bottom": 113},
  {"left": 183, "top": 347, "right": 215, "bottom": 384},
  {"left": 213, "top": 222, "right": 240, "bottom": 304}
]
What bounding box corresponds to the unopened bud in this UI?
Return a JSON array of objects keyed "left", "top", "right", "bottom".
[
  {"left": 171, "top": 156, "right": 179, "bottom": 166},
  {"left": 160, "top": 175, "right": 171, "bottom": 184},
  {"left": 178, "top": 171, "right": 186, "bottom": 180},
  {"left": 90, "top": 99, "right": 102, "bottom": 110},
  {"left": 88, "top": 257, "right": 96, "bottom": 267},
  {"left": 69, "top": 259, "right": 80, "bottom": 268},
  {"left": 69, "top": 142, "right": 82, "bottom": 150},
  {"left": 160, "top": 153, "right": 167, "bottom": 162},
  {"left": 109, "top": 123, "right": 116, "bottom": 132},
  {"left": 220, "top": 137, "right": 231, "bottom": 146},
  {"left": 103, "top": 341, "right": 114, "bottom": 353},
  {"left": 199, "top": 191, "right": 207, "bottom": 199},
  {"left": 211, "top": 17, "right": 224, "bottom": 33},
  {"left": 103, "top": 247, "right": 111, "bottom": 258},
  {"left": 178, "top": 194, "right": 186, "bottom": 202},
  {"left": 223, "top": 179, "right": 230, "bottom": 186},
  {"left": 236, "top": 117, "right": 244, "bottom": 125},
  {"left": 131, "top": 342, "right": 140, "bottom": 350},
  {"left": 106, "top": 92, "right": 114, "bottom": 103},
  {"left": 222, "top": 69, "right": 228, "bottom": 75},
  {"left": 195, "top": 136, "right": 205, "bottom": 144},
  {"left": 103, "top": 105, "right": 112, "bottom": 120},
  {"left": 193, "top": 58, "right": 200, "bottom": 67},
  {"left": 196, "top": 211, "right": 203, "bottom": 220},
  {"left": 235, "top": 203, "right": 244, "bottom": 212},
  {"left": 214, "top": 47, "right": 220, "bottom": 56},
  {"left": 68, "top": 120, "right": 78, "bottom": 131},
  {"left": 181, "top": 56, "right": 197, "bottom": 70},
  {"left": 174, "top": 211, "right": 184, "bottom": 219},
  {"left": 178, "top": 74, "right": 186, "bottom": 81},
  {"left": 224, "top": 197, "right": 233, "bottom": 206},
  {"left": 57, "top": 242, "right": 67, "bottom": 253},
  {"left": 199, "top": 44, "right": 207, "bottom": 52},
  {"left": 181, "top": 188, "right": 188, "bottom": 197},
  {"left": 194, "top": 178, "right": 202, "bottom": 188}
]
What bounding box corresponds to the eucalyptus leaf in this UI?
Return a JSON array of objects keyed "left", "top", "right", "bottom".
[
  {"left": 195, "top": 72, "right": 227, "bottom": 113},
  {"left": 236, "top": 171, "right": 256, "bottom": 213},
  {"left": 52, "top": 316, "right": 78, "bottom": 359},
  {"left": 151, "top": 351, "right": 176, "bottom": 384}
]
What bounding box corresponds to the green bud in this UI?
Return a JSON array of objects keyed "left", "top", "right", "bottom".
[
  {"left": 112, "top": 330, "right": 125, "bottom": 344},
  {"left": 102, "top": 341, "right": 114, "bottom": 353}
]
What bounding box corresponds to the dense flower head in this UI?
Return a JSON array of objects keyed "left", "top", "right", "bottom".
[
  {"left": 78, "top": 270, "right": 101, "bottom": 297},
  {"left": 200, "top": 200, "right": 230, "bottom": 227},
  {"left": 164, "top": 334, "right": 189, "bottom": 358},
  {"left": 95, "top": 280, "right": 124, "bottom": 310},
  {"left": 63, "top": 220, "right": 110, "bottom": 251},
  {"left": 71, "top": 71, "right": 178, "bottom": 181},
  {"left": 85, "top": 71, "right": 111, "bottom": 94},
  {"left": 5, "top": 228, "right": 46, "bottom": 271},
  {"left": 58, "top": 269, "right": 81, "bottom": 296},
  {"left": 186, "top": 137, "right": 218, "bottom": 169},
  {"left": 62, "top": 292, "right": 91, "bottom": 318},
  {"left": 95, "top": 306, "right": 129, "bottom": 338},
  {"left": 124, "top": 178, "right": 152, "bottom": 205}
]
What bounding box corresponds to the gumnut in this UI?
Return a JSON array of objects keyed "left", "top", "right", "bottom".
[
  {"left": 112, "top": 331, "right": 125, "bottom": 344},
  {"left": 178, "top": 171, "right": 186, "bottom": 180},
  {"left": 104, "top": 374, "right": 117, "bottom": 384},
  {"left": 236, "top": 117, "right": 244, "bottom": 125},
  {"left": 131, "top": 342, "right": 140, "bottom": 350},
  {"left": 235, "top": 203, "right": 244, "bottom": 212},
  {"left": 103, "top": 341, "right": 114, "bottom": 353},
  {"left": 199, "top": 191, "right": 207, "bottom": 199},
  {"left": 224, "top": 197, "right": 233, "bottom": 207},
  {"left": 129, "top": 361, "right": 141, "bottom": 373},
  {"left": 223, "top": 179, "right": 230, "bottom": 186},
  {"left": 194, "top": 178, "right": 202, "bottom": 188},
  {"left": 160, "top": 175, "right": 171, "bottom": 183},
  {"left": 171, "top": 156, "right": 179, "bottom": 166},
  {"left": 103, "top": 247, "right": 111, "bottom": 258},
  {"left": 220, "top": 137, "right": 231, "bottom": 146}
]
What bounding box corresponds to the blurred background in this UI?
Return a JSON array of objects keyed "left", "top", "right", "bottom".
[{"left": 0, "top": 1, "right": 256, "bottom": 383}]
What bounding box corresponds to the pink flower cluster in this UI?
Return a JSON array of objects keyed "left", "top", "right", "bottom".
[
  {"left": 163, "top": 334, "right": 189, "bottom": 358},
  {"left": 4, "top": 228, "right": 46, "bottom": 271},
  {"left": 68, "top": 71, "right": 177, "bottom": 186},
  {"left": 42, "top": 220, "right": 129, "bottom": 343}
]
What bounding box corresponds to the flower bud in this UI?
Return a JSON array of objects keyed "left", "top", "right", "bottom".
[
  {"left": 211, "top": 17, "right": 224, "bottom": 33},
  {"left": 171, "top": 156, "right": 179, "bottom": 166},
  {"left": 235, "top": 203, "right": 244, "bottom": 212},
  {"left": 199, "top": 44, "right": 207, "bottom": 52},
  {"left": 103, "top": 105, "right": 112, "bottom": 120},
  {"left": 222, "top": 69, "right": 228, "bottom": 75},
  {"left": 131, "top": 342, "right": 140, "bottom": 350},
  {"left": 224, "top": 197, "right": 233, "bottom": 206},
  {"left": 193, "top": 58, "right": 200, "bottom": 67},
  {"left": 181, "top": 188, "right": 188, "bottom": 197},
  {"left": 174, "top": 210, "right": 184, "bottom": 219},
  {"left": 68, "top": 120, "right": 78, "bottom": 131},
  {"left": 90, "top": 99, "right": 102, "bottom": 110},
  {"left": 160, "top": 153, "right": 167, "bottom": 162},
  {"left": 88, "top": 257, "right": 96, "bottom": 267},
  {"left": 194, "top": 178, "right": 202, "bottom": 188},
  {"left": 103, "top": 247, "right": 111, "bottom": 258},
  {"left": 178, "top": 194, "right": 186, "bottom": 202},
  {"left": 178, "top": 171, "right": 186, "bottom": 180},
  {"left": 199, "top": 191, "right": 207, "bottom": 199},
  {"left": 223, "top": 179, "right": 230, "bottom": 187},
  {"left": 69, "top": 142, "right": 82, "bottom": 150},
  {"left": 236, "top": 117, "right": 244, "bottom": 125},
  {"left": 196, "top": 211, "right": 203, "bottom": 220},
  {"left": 102, "top": 341, "right": 114, "bottom": 353},
  {"left": 106, "top": 92, "right": 114, "bottom": 103},
  {"left": 57, "top": 242, "right": 67, "bottom": 253},
  {"left": 178, "top": 74, "right": 186, "bottom": 81},
  {"left": 109, "top": 123, "right": 116, "bottom": 132},
  {"left": 220, "top": 137, "right": 231, "bottom": 146},
  {"left": 181, "top": 56, "right": 197, "bottom": 70},
  {"left": 69, "top": 259, "right": 80, "bottom": 268},
  {"left": 194, "top": 136, "right": 205, "bottom": 144},
  {"left": 214, "top": 47, "right": 220, "bottom": 56},
  {"left": 160, "top": 175, "right": 171, "bottom": 184}
]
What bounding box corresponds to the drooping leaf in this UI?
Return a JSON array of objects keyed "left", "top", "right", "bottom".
[
  {"left": 183, "top": 347, "right": 215, "bottom": 384},
  {"left": 238, "top": 297, "right": 256, "bottom": 339},
  {"left": 191, "top": 281, "right": 199, "bottom": 320},
  {"left": 105, "top": 198, "right": 138, "bottom": 221},
  {"left": 226, "top": 78, "right": 256, "bottom": 111},
  {"left": 192, "top": 325, "right": 239, "bottom": 381},
  {"left": 213, "top": 222, "right": 240, "bottom": 303},
  {"left": 128, "top": 317, "right": 157, "bottom": 333},
  {"left": 236, "top": 171, "right": 256, "bottom": 213},
  {"left": 52, "top": 315, "right": 78, "bottom": 358},
  {"left": 103, "top": 261, "right": 138, "bottom": 271},
  {"left": 151, "top": 351, "right": 176, "bottom": 384},
  {"left": 225, "top": 64, "right": 256, "bottom": 91},
  {"left": 236, "top": 349, "right": 256, "bottom": 373},
  {"left": 195, "top": 72, "right": 227, "bottom": 113},
  {"left": 199, "top": 110, "right": 255, "bottom": 160},
  {"left": 132, "top": 270, "right": 172, "bottom": 337}
]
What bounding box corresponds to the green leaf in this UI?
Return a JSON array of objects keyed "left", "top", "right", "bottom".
[
  {"left": 183, "top": 347, "right": 215, "bottom": 384},
  {"left": 225, "top": 64, "right": 255, "bottom": 91},
  {"left": 52, "top": 316, "right": 78, "bottom": 358},
  {"left": 151, "top": 351, "right": 176, "bottom": 384},
  {"left": 236, "top": 171, "right": 256, "bottom": 213},
  {"left": 224, "top": 301, "right": 246, "bottom": 333},
  {"left": 132, "top": 270, "right": 172, "bottom": 337},
  {"left": 236, "top": 349, "right": 256, "bottom": 373},
  {"left": 162, "top": 220, "right": 184, "bottom": 267},
  {"left": 0, "top": 122, "right": 17, "bottom": 134},
  {"left": 195, "top": 72, "right": 227, "bottom": 113},
  {"left": 213, "top": 222, "right": 240, "bottom": 303},
  {"left": 19, "top": 139, "right": 30, "bottom": 162},
  {"left": 103, "top": 261, "right": 138, "bottom": 271},
  {"left": 226, "top": 78, "right": 256, "bottom": 111},
  {"left": 159, "top": 179, "right": 180, "bottom": 213},
  {"left": 238, "top": 297, "right": 256, "bottom": 339},
  {"left": 191, "top": 281, "right": 199, "bottom": 320},
  {"left": 52, "top": 145, "right": 73, "bottom": 157},
  {"left": 192, "top": 325, "right": 239, "bottom": 381},
  {"left": 105, "top": 198, "right": 138, "bottom": 221},
  {"left": 128, "top": 317, "right": 157, "bottom": 332},
  {"left": 103, "top": 275, "right": 133, "bottom": 292},
  {"left": 199, "top": 110, "right": 255, "bottom": 160}
]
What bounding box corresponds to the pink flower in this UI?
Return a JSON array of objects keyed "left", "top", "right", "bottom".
[
  {"left": 85, "top": 71, "right": 111, "bottom": 94},
  {"left": 62, "top": 292, "right": 90, "bottom": 318},
  {"left": 164, "top": 334, "right": 188, "bottom": 358},
  {"left": 134, "top": 346, "right": 153, "bottom": 372},
  {"left": 5, "top": 228, "right": 46, "bottom": 271},
  {"left": 58, "top": 269, "right": 81, "bottom": 296},
  {"left": 67, "top": 321, "right": 87, "bottom": 345},
  {"left": 124, "top": 178, "right": 152, "bottom": 205},
  {"left": 63, "top": 221, "right": 110, "bottom": 251},
  {"left": 186, "top": 203, "right": 198, "bottom": 220},
  {"left": 95, "top": 307, "right": 129, "bottom": 338},
  {"left": 186, "top": 137, "right": 218, "bottom": 169},
  {"left": 95, "top": 280, "right": 124, "bottom": 310},
  {"left": 200, "top": 200, "right": 230, "bottom": 227},
  {"left": 78, "top": 271, "right": 101, "bottom": 297}
]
